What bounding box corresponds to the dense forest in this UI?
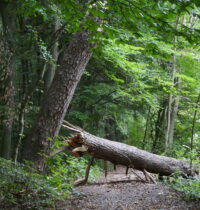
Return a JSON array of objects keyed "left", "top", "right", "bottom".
[{"left": 0, "top": 0, "right": 200, "bottom": 209}]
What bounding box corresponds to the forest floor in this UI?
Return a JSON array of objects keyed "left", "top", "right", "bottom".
[{"left": 58, "top": 166, "right": 200, "bottom": 210}]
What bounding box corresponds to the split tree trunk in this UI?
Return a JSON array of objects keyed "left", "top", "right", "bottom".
[{"left": 62, "top": 122, "right": 193, "bottom": 177}]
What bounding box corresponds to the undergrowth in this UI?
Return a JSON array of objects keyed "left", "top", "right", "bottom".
[
  {"left": 0, "top": 154, "right": 102, "bottom": 209},
  {"left": 164, "top": 147, "right": 200, "bottom": 201},
  {"left": 164, "top": 175, "right": 200, "bottom": 201}
]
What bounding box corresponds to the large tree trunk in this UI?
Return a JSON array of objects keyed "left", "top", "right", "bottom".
[
  {"left": 0, "top": 2, "right": 15, "bottom": 159},
  {"left": 62, "top": 122, "right": 193, "bottom": 177},
  {"left": 22, "top": 30, "right": 95, "bottom": 170}
]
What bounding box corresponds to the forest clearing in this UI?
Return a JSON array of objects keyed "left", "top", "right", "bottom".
[{"left": 0, "top": 0, "right": 200, "bottom": 209}]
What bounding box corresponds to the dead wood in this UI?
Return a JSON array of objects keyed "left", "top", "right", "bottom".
[
  {"left": 143, "top": 169, "right": 157, "bottom": 184},
  {"left": 59, "top": 121, "right": 194, "bottom": 178}
]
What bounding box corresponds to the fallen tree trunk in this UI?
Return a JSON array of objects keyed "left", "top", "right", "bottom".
[{"left": 60, "top": 121, "right": 194, "bottom": 177}]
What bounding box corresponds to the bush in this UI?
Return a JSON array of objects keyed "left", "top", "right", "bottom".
[
  {"left": 46, "top": 153, "right": 103, "bottom": 185},
  {"left": 164, "top": 176, "right": 200, "bottom": 200},
  {"left": 0, "top": 154, "right": 102, "bottom": 209},
  {"left": 163, "top": 146, "right": 200, "bottom": 201},
  {"left": 0, "top": 158, "right": 67, "bottom": 209}
]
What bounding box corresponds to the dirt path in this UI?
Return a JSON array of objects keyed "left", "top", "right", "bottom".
[{"left": 58, "top": 166, "right": 200, "bottom": 210}]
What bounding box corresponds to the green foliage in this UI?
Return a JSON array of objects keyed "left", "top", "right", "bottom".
[
  {"left": 47, "top": 153, "right": 103, "bottom": 185},
  {"left": 172, "top": 178, "right": 200, "bottom": 200},
  {"left": 2, "top": 0, "right": 199, "bottom": 155},
  {"left": 0, "top": 154, "right": 102, "bottom": 209},
  {"left": 164, "top": 175, "right": 200, "bottom": 201},
  {"left": 1, "top": 1, "right": 200, "bottom": 206},
  {"left": 0, "top": 158, "right": 67, "bottom": 209},
  {"left": 163, "top": 145, "right": 200, "bottom": 201}
]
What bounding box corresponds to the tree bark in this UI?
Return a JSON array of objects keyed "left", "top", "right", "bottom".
[
  {"left": 0, "top": 36, "right": 13, "bottom": 159},
  {"left": 165, "top": 17, "right": 180, "bottom": 150},
  {"left": 190, "top": 92, "right": 200, "bottom": 170},
  {"left": 142, "top": 107, "right": 150, "bottom": 150},
  {"left": 168, "top": 77, "right": 180, "bottom": 146},
  {"left": 62, "top": 121, "right": 193, "bottom": 177},
  {"left": 152, "top": 106, "right": 165, "bottom": 153},
  {"left": 0, "top": 2, "right": 15, "bottom": 159},
  {"left": 22, "top": 30, "right": 95, "bottom": 170}
]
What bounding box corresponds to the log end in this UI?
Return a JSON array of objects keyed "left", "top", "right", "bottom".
[{"left": 71, "top": 145, "right": 88, "bottom": 157}]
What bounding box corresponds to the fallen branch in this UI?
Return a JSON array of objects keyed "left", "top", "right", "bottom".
[
  {"left": 143, "top": 169, "right": 157, "bottom": 184},
  {"left": 130, "top": 168, "right": 145, "bottom": 182}
]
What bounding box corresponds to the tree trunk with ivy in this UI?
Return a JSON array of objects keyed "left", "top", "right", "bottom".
[
  {"left": 44, "top": 16, "right": 60, "bottom": 93},
  {"left": 22, "top": 31, "right": 95, "bottom": 171}
]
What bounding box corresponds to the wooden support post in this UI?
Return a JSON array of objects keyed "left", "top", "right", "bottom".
[
  {"left": 104, "top": 160, "right": 108, "bottom": 177},
  {"left": 126, "top": 166, "right": 129, "bottom": 176}
]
